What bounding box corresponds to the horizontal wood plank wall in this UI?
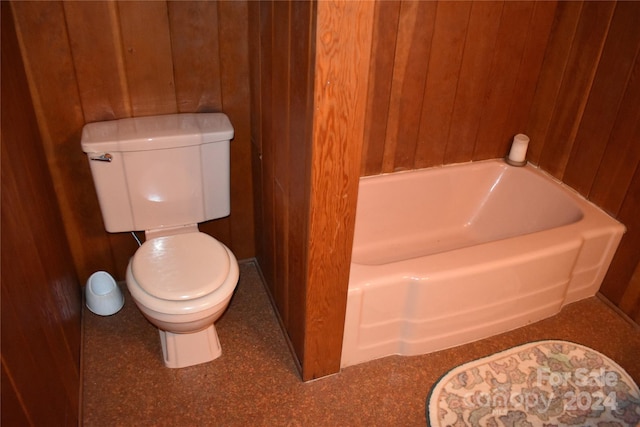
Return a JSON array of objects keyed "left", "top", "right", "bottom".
[
  {"left": 10, "top": 0, "right": 255, "bottom": 283},
  {"left": 361, "top": 0, "right": 640, "bottom": 322}
]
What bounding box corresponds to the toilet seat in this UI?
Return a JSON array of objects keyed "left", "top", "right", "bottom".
[
  {"left": 127, "top": 232, "right": 238, "bottom": 316},
  {"left": 132, "top": 232, "right": 230, "bottom": 301}
]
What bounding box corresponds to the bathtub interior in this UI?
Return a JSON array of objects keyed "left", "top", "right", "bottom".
[{"left": 351, "top": 162, "right": 583, "bottom": 265}]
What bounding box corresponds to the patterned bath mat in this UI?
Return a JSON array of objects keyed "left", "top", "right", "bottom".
[{"left": 427, "top": 340, "right": 640, "bottom": 426}]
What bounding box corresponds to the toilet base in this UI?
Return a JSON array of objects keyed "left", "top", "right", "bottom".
[{"left": 159, "top": 325, "right": 221, "bottom": 368}]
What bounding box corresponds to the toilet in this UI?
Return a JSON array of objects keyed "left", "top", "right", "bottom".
[{"left": 81, "top": 113, "right": 239, "bottom": 368}]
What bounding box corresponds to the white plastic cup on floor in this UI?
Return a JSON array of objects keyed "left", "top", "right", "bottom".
[{"left": 85, "top": 271, "right": 124, "bottom": 316}]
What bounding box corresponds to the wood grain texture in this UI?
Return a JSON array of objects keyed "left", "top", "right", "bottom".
[
  {"left": 10, "top": 0, "right": 115, "bottom": 281},
  {"left": 250, "top": 0, "right": 317, "bottom": 375},
  {"left": 1, "top": 363, "right": 31, "bottom": 426},
  {"left": 63, "top": 1, "right": 131, "bottom": 121},
  {"left": 11, "top": 0, "right": 254, "bottom": 282},
  {"left": 414, "top": 1, "right": 470, "bottom": 169},
  {"left": 217, "top": 0, "right": 255, "bottom": 260},
  {"left": 361, "top": 1, "right": 400, "bottom": 176},
  {"left": 362, "top": 1, "right": 566, "bottom": 172},
  {"left": 589, "top": 53, "right": 640, "bottom": 216},
  {"left": 538, "top": 1, "right": 616, "bottom": 178},
  {"left": 2, "top": 5, "right": 82, "bottom": 423},
  {"left": 444, "top": 1, "right": 504, "bottom": 164},
  {"left": 286, "top": 0, "right": 315, "bottom": 356},
  {"left": 272, "top": 0, "right": 292, "bottom": 319},
  {"left": 622, "top": 263, "right": 640, "bottom": 324},
  {"left": 256, "top": 0, "right": 277, "bottom": 298},
  {"left": 526, "top": 0, "right": 583, "bottom": 165},
  {"left": 386, "top": 0, "right": 437, "bottom": 171},
  {"left": 472, "top": 1, "right": 534, "bottom": 161},
  {"left": 504, "top": 1, "right": 558, "bottom": 139},
  {"left": 168, "top": 0, "right": 222, "bottom": 113},
  {"left": 305, "top": 0, "right": 374, "bottom": 379},
  {"left": 601, "top": 167, "right": 640, "bottom": 308},
  {"left": 563, "top": 1, "right": 640, "bottom": 196},
  {"left": 248, "top": 1, "right": 262, "bottom": 151},
  {"left": 117, "top": 1, "right": 177, "bottom": 117}
]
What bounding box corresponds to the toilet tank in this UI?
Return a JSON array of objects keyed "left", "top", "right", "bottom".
[{"left": 81, "top": 113, "right": 234, "bottom": 233}]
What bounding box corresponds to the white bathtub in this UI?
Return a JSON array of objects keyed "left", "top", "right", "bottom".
[{"left": 341, "top": 159, "right": 625, "bottom": 368}]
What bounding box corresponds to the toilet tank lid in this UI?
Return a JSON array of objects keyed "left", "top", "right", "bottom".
[{"left": 81, "top": 113, "right": 234, "bottom": 153}]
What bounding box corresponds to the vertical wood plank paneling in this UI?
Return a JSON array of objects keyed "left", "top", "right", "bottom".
[
  {"left": 272, "top": 1, "right": 292, "bottom": 320},
  {"left": 600, "top": 166, "right": 640, "bottom": 306},
  {"left": 538, "top": 1, "right": 616, "bottom": 178},
  {"left": 63, "top": 1, "right": 131, "bottom": 121},
  {"left": 1, "top": 288, "right": 75, "bottom": 425},
  {"left": 217, "top": 0, "right": 255, "bottom": 260},
  {"left": 273, "top": 180, "right": 289, "bottom": 323},
  {"left": 248, "top": 0, "right": 265, "bottom": 295},
  {"left": 117, "top": 1, "right": 177, "bottom": 116},
  {"left": 589, "top": 54, "right": 640, "bottom": 215},
  {"left": 361, "top": 1, "right": 400, "bottom": 176},
  {"left": 621, "top": 262, "right": 640, "bottom": 323},
  {"left": 2, "top": 5, "right": 81, "bottom": 422},
  {"left": 251, "top": 0, "right": 314, "bottom": 367},
  {"left": 563, "top": 1, "right": 640, "bottom": 196},
  {"left": 472, "top": 1, "right": 535, "bottom": 160},
  {"left": 248, "top": 1, "right": 262, "bottom": 150},
  {"left": 384, "top": 0, "right": 436, "bottom": 172},
  {"left": 414, "top": 1, "right": 471, "bottom": 169},
  {"left": 443, "top": 1, "right": 503, "bottom": 164},
  {"left": 1, "top": 363, "right": 31, "bottom": 426},
  {"left": 506, "top": 1, "right": 558, "bottom": 135},
  {"left": 257, "top": 1, "right": 276, "bottom": 295},
  {"left": 287, "top": 0, "right": 315, "bottom": 357},
  {"left": 2, "top": 35, "right": 82, "bottom": 406},
  {"left": 10, "top": 0, "right": 116, "bottom": 281},
  {"left": 524, "top": 1, "right": 583, "bottom": 164},
  {"left": 168, "top": 1, "right": 222, "bottom": 113},
  {"left": 305, "top": 0, "right": 374, "bottom": 379}
]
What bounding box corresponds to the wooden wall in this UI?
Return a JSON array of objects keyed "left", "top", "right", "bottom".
[
  {"left": 2, "top": 3, "right": 82, "bottom": 423},
  {"left": 10, "top": 0, "right": 255, "bottom": 283},
  {"left": 250, "top": 0, "right": 315, "bottom": 375},
  {"left": 250, "top": 0, "right": 375, "bottom": 380},
  {"left": 362, "top": 1, "right": 640, "bottom": 322},
  {"left": 306, "top": 0, "right": 374, "bottom": 379}
]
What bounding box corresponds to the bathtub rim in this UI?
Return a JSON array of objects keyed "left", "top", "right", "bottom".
[{"left": 351, "top": 158, "right": 626, "bottom": 270}]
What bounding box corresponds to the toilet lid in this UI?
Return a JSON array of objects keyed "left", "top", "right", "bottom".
[{"left": 132, "top": 233, "right": 230, "bottom": 301}]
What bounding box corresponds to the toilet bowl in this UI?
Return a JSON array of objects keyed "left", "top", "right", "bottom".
[{"left": 126, "top": 231, "right": 239, "bottom": 368}]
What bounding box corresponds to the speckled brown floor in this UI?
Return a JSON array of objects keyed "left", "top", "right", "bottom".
[{"left": 82, "top": 260, "right": 640, "bottom": 426}]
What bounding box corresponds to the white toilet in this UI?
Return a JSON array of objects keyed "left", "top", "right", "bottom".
[{"left": 81, "top": 113, "right": 240, "bottom": 368}]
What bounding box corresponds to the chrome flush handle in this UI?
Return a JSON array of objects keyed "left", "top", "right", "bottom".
[{"left": 89, "top": 153, "right": 113, "bottom": 162}]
